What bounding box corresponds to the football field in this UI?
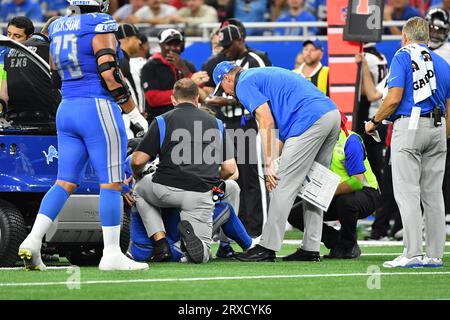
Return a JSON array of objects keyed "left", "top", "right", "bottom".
[{"left": 1, "top": 240, "right": 449, "bottom": 300}]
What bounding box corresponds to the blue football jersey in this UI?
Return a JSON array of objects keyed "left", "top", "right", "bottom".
[{"left": 49, "top": 13, "right": 120, "bottom": 100}]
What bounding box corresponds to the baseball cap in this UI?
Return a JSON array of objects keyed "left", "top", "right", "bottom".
[
  {"left": 218, "top": 25, "right": 243, "bottom": 48},
  {"left": 303, "top": 38, "right": 323, "bottom": 50},
  {"left": 158, "top": 28, "right": 183, "bottom": 44},
  {"left": 116, "top": 24, "right": 139, "bottom": 40},
  {"left": 213, "top": 61, "right": 238, "bottom": 86},
  {"left": 220, "top": 18, "right": 247, "bottom": 39}
]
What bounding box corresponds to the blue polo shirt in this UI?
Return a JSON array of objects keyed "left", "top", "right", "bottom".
[
  {"left": 388, "top": 44, "right": 450, "bottom": 119},
  {"left": 235, "top": 67, "right": 336, "bottom": 142},
  {"left": 344, "top": 135, "right": 366, "bottom": 176},
  {"left": 41, "top": 0, "right": 67, "bottom": 12},
  {"left": 275, "top": 10, "right": 318, "bottom": 36},
  {"left": 390, "top": 5, "right": 422, "bottom": 21},
  {"left": 0, "top": 0, "right": 44, "bottom": 22}
]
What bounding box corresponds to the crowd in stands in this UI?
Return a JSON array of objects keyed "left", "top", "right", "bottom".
[{"left": 1, "top": 0, "right": 449, "bottom": 35}]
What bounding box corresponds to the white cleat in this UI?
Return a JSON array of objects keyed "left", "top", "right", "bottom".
[
  {"left": 383, "top": 255, "right": 423, "bottom": 268},
  {"left": 99, "top": 251, "right": 149, "bottom": 271},
  {"left": 18, "top": 237, "right": 46, "bottom": 271},
  {"left": 422, "top": 256, "right": 443, "bottom": 268}
]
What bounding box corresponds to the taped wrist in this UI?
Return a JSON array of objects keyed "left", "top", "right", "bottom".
[
  {"left": 95, "top": 48, "right": 131, "bottom": 105},
  {"left": 127, "top": 107, "right": 147, "bottom": 130},
  {"left": 346, "top": 176, "right": 364, "bottom": 191}
]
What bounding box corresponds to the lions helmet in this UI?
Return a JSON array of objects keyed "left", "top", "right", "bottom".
[
  {"left": 67, "top": 0, "right": 110, "bottom": 13},
  {"left": 425, "top": 8, "right": 450, "bottom": 49}
]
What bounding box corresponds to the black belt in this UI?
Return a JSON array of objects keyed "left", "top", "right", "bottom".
[{"left": 398, "top": 112, "right": 437, "bottom": 119}]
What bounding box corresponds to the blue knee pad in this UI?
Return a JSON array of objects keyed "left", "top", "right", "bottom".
[{"left": 213, "top": 202, "right": 252, "bottom": 250}]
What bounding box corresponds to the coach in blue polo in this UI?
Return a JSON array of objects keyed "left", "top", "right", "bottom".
[{"left": 213, "top": 62, "right": 341, "bottom": 261}]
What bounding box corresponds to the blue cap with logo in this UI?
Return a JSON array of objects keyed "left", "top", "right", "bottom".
[
  {"left": 213, "top": 61, "right": 239, "bottom": 85},
  {"left": 303, "top": 38, "right": 323, "bottom": 51}
]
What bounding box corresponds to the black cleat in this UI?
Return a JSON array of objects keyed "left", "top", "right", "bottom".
[
  {"left": 324, "top": 243, "right": 361, "bottom": 259},
  {"left": 150, "top": 238, "right": 173, "bottom": 262},
  {"left": 178, "top": 221, "right": 205, "bottom": 264},
  {"left": 235, "top": 245, "right": 276, "bottom": 262},
  {"left": 282, "top": 248, "right": 320, "bottom": 262}
]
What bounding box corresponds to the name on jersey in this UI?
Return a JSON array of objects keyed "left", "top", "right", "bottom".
[
  {"left": 413, "top": 69, "right": 435, "bottom": 91},
  {"left": 52, "top": 17, "right": 81, "bottom": 33}
]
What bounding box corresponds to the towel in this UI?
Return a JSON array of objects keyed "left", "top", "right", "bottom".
[{"left": 399, "top": 43, "right": 437, "bottom": 104}]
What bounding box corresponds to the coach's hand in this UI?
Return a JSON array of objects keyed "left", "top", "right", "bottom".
[
  {"left": 365, "top": 120, "right": 377, "bottom": 135},
  {"left": 264, "top": 159, "right": 279, "bottom": 192}
]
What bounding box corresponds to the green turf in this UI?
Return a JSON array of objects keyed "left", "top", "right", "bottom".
[{"left": 1, "top": 243, "right": 449, "bottom": 300}]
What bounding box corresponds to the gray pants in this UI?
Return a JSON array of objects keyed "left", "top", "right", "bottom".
[
  {"left": 391, "top": 117, "right": 447, "bottom": 259},
  {"left": 260, "top": 109, "right": 341, "bottom": 252},
  {"left": 134, "top": 175, "right": 214, "bottom": 263}
]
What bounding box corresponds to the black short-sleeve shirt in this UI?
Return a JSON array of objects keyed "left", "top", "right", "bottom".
[{"left": 137, "top": 103, "right": 235, "bottom": 192}]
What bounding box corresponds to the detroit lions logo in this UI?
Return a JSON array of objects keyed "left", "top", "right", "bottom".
[{"left": 43, "top": 145, "right": 58, "bottom": 165}]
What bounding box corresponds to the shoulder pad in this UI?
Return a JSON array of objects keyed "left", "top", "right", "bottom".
[{"left": 84, "top": 13, "right": 117, "bottom": 34}]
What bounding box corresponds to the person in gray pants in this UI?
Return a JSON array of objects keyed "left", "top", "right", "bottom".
[
  {"left": 212, "top": 62, "right": 341, "bottom": 262},
  {"left": 131, "top": 78, "right": 237, "bottom": 263},
  {"left": 366, "top": 17, "right": 450, "bottom": 268}
]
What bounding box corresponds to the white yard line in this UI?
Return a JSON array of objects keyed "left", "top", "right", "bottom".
[
  {"left": 0, "top": 271, "right": 450, "bottom": 287},
  {"left": 282, "top": 240, "right": 450, "bottom": 246},
  {"left": 360, "top": 252, "right": 450, "bottom": 256},
  {"left": 0, "top": 266, "right": 72, "bottom": 271}
]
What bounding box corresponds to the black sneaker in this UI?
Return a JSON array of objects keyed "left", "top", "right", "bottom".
[
  {"left": 341, "top": 243, "right": 361, "bottom": 259},
  {"left": 178, "top": 221, "right": 205, "bottom": 264},
  {"left": 150, "top": 238, "right": 173, "bottom": 262},
  {"left": 324, "top": 243, "right": 361, "bottom": 259},
  {"left": 282, "top": 248, "right": 320, "bottom": 262},
  {"left": 216, "top": 244, "right": 235, "bottom": 259},
  {"left": 235, "top": 245, "right": 276, "bottom": 262}
]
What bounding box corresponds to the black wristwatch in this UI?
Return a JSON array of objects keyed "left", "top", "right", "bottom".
[{"left": 370, "top": 116, "right": 380, "bottom": 126}]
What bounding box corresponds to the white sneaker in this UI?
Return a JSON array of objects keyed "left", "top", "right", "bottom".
[
  {"left": 99, "top": 251, "right": 149, "bottom": 271},
  {"left": 422, "top": 256, "right": 443, "bottom": 268},
  {"left": 18, "top": 237, "right": 46, "bottom": 271},
  {"left": 446, "top": 224, "right": 450, "bottom": 237},
  {"left": 383, "top": 255, "right": 423, "bottom": 268}
]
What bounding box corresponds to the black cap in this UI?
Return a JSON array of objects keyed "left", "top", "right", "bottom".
[
  {"left": 218, "top": 25, "right": 243, "bottom": 48},
  {"left": 220, "top": 18, "right": 247, "bottom": 39},
  {"left": 116, "top": 24, "right": 139, "bottom": 40}
]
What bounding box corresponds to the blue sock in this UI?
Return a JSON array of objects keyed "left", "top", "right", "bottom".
[
  {"left": 99, "top": 189, "right": 121, "bottom": 227},
  {"left": 38, "top": 184, "right": 70, "bottom": 221},
  {"left": 220, "top": 205, "right": 252, "bottom": 250}
]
